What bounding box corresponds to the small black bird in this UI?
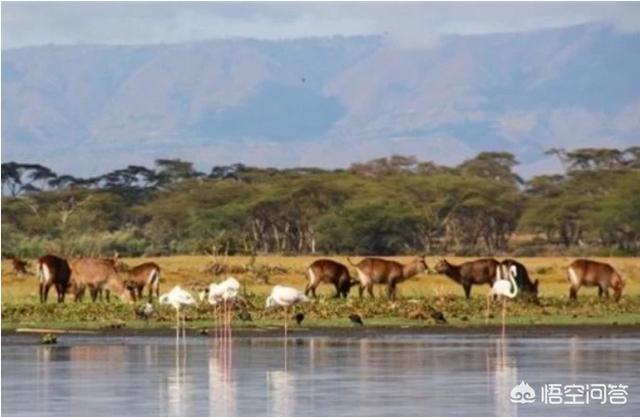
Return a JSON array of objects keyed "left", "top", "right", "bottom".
[
  {"left": 238, "top": 310, "right": 253, "bottom": 322},
  {"left": 428, "top": 305, "right": 447, "bottom": 324},
  {"left": 349, "top": 314, "right": 364, "bottom": 326},
  {"left": 294, "top": 313, "right": 305, "bottom": 326},
  {"left": 135, "top": 302, "right": 154, "bottom": 323}
]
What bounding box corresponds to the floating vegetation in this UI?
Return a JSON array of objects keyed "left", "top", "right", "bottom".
[
  {"left": 40, "top": 333, "right": 57, "bottom": 344},
  {"left": 3, "top": 293, "right": 639, "bottom": 329}
]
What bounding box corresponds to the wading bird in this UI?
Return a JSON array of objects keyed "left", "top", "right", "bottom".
[
  {"left": 266, "top": 286, "right": 309, "bottom": 337},
  {"left": 208, "top": 277, "right": 241, "bottom": 340},
  {"left": 487, "top": 265, "right": 518, "bottom": 335},
  {"left": 428, "top": 305, "right": 447, "bottom": 324},
  {"left": 159, "top": 286, "right": 196, "bottom": 348},
  {"left": 349, "top": 314, "right": 364, "bottom": 326},
  {"left": 238, "top": 310, "right": 252, "bottom": 322},
  {"left": 135, "top": 302, "right": 155, "bottom": 323},
  {"left": 294, "top": 313, "right": 305, "bottom": 326}
]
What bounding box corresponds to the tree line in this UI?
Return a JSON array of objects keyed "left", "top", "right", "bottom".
[{"left": 2, "top": 147, "right": 639, "bottom": 258}]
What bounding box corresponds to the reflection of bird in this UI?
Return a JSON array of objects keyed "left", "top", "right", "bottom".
[
  {"left": 427, "top": 305, "right": 447, "bottom": 324},
  {"left": 135, "top": 302, "right": 154, "bottom": 322},
  {"left": 266, "top": 286, "right": 309, "bottom": 337},
  {"left": 487, "top": 265, "right": 519, "bottom": 334},
  {"left": 349, "top": 314, "right": 364, "bottom": 326},
  {"left": 159, "top": 286, "right": 196, "bottom": 348},
  {"left": 294, "top": 313, "right": 305, "bottom": 326}
]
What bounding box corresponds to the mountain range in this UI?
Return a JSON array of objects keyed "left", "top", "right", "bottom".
[{"left": 2, "top": 22, "right": 639, "bottom": 177}]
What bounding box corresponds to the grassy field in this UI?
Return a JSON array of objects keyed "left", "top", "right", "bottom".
[{"left": 2, "top": 256, "right": 639, "bottom": 332}]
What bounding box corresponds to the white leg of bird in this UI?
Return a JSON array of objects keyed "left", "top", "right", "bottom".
[
  {"left": 228, "top": 301, "right": 233, "bottom": 374},
  {"left": 176, "top": 309, "right": 180, "bottom": 352},
  {"left": 224, "top": 300, "right": 228, "bottom": 367},
  {"left": 226, "top": 300, "right": 230, "bottom": 342},
  {"left": 284, "top": 306, "right": 288, "bottom": 371},
  {"left": 486, "top": 292, "right": 491, "bottom": 325},
  {"left": 216, "top": 305, "right": 221, "bottom": 345},
  {"left": 501, "top": 298, "right": 506, "bottom": 338},
  {"left": 182, "top": 314, "right": 187, "bottom": 351},
  {"left": 224, "top": 299, "right": 229, "bottom": 347},
  {"left": 284, "top": 306, "right": 288, "bottom": 339},
  {"left": 228, "top": 301, "right": 232, "bottom": 371}
]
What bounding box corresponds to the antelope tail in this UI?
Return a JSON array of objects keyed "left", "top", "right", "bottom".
[
  {"left": 37, "top": 261, "right": 44, "bottom": 283},
  {"left": 308, "top": 267, "right": 317, "bottom": 284},
  {"left": 567, "top": 267, "right": 580, "bottom": 287},
  {"left": 150, "top": 269, "right": 161, "bottom": 293},
  {"left": 38, "top": 262, "right": 51, "bottom": 284}
]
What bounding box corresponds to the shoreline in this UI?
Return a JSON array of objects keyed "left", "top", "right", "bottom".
[{"left": 3, "top": 324, "right": 640, "bottom": 343}]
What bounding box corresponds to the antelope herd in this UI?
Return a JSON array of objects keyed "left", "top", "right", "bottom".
[
  {"left": 34, "top": 254, "right": 161, "bottom": 303},
  {"left": 15, "top": 254, "right": 629, "bottom": 305}
]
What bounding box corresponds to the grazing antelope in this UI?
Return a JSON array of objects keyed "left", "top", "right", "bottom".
[
  {"left": 70, "top": 258, "right": 132, "bottom": 302},
  {"left": 435, "top": 258, "right": 499, "bottom": 299},
  {"left": 567, "top": 259, "right": 625, "bottom": 302},
  {"left": 348, "top": 256, "right": 429, "bottom": 300},
  {"left": 37, "top": 255, "right": 71, "bottom": 303},
  {"left": 305, "top": 259, "right": 357, "bottom": 298},
  {"left": 499, "top": 259, "right": 539, "bottom": 300},
  {"left": 123, "top": 262, "right": 161, "bottom": 301}
]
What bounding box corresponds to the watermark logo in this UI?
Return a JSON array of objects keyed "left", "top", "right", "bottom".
[
  {"left": 510, "top": 382, "right": 629, "bottom": 405},
  {"left": 510, "top": 381, "right": 536, "bottom": 404}
]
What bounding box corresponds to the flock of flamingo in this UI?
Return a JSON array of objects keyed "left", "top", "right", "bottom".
[{"left": 159, "top": 281, "right": 310, "bottom": 350}]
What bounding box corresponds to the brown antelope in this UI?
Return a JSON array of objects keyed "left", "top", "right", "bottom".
[
  {"left": 123, "top": 262, "right": 161, "bottom": 301},
  {"left": 499, "top": 259, "right": 539, "bottom": 301},
  {"left": 70, "top": 258, "right": 132, "bottom": 302},
  {"left": 37, "top": 255, "right": 71, "bottom": 303},
  {"left": 348, "top": 256, "right": 429, "bottom": 300},
  {"left": 305, "top": 259, "right": 358, "bottom": 298},
  {"left": 567, "top": 259, "right": 625, "bottom": 302},
  {"left": 435, "top": 258, "right": 499, "bottom": 299}
]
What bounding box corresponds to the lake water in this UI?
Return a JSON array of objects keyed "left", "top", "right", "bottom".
[{"left": 2, "top": 334, "right": 638, "bottom": 417}]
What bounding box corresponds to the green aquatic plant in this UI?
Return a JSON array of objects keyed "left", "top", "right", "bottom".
[
  {"left": 40, "top": 333, "right": 57, "bottom": 344},
  {"left": 2, "top": 293, "right": 639, "bottom": 330}
]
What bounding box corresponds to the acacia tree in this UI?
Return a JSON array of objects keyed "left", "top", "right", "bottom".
[
  {"left": 155, "top": 159, "right": 203, "bottom": 186},
  {"left": 1, "top": 162, "right": 57, "bottom": 196}
]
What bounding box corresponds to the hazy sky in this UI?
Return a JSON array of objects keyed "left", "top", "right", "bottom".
[{"left": 3, "top": 2, "right": 640, "bottom": 49}]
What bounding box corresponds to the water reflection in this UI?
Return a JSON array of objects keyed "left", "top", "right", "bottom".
[
  {"left": 3, "top": 335, "right": 639, "bottom": 417},
  {"left": 267, "top": 370, "right": 294, "bottom": 417},
  {"left": 492, "top": 337, "right": 517, "bottom": 417},
  {"left": 209, "top": 348, "right": 236, "bottom": 417},
  {"left": 165, "top": 348, "right": 191, "bottom": 417}
]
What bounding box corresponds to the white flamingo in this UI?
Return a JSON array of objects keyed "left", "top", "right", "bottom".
[
  {"left": 266, "top": 286, "right": 309, "bottom": 338},
  {"left": 208, "top": 277, "right": 240, "bottom": 373},
  {"left": 487, "top": 265, "right": 519, "bottom": 335},
  {"left": 208, "top": 277, "right": 240, "bottom": 339},
  {"left": 159, "top": 285, "right": 196, "bottom": 348}
]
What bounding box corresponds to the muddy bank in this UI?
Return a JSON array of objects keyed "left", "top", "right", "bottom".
[{"left": 3, "top": 324, "right": 640, "bottom": 345}]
